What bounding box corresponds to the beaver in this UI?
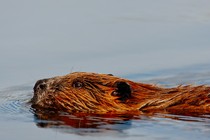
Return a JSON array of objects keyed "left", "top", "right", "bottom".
[{"left": 31, "top": 72, "right": 210, "bottom": 115}]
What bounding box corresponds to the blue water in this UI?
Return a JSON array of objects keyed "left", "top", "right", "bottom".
[
  {"left": 0, "top": 0, "right": 210, "bottom": 140},
  {"left": 1, "top": 71, "right": 210, "bottom": 140}
]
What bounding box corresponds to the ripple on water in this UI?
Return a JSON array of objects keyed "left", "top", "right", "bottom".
[{"left": 0, "top": 85, "right": 33, "bottom": 122}]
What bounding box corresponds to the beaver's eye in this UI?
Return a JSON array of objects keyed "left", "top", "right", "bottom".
[{"left": 73, "top": 81, "right": 83, "bottom": 88}]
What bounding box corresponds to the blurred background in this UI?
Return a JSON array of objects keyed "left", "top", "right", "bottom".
[{"left": 1, "top": 0, "right": 210, "bottom": 88}]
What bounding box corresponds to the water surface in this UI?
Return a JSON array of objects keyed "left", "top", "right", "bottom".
[{"left": 1, "top": 70, "right": 210, "bottom": 140}]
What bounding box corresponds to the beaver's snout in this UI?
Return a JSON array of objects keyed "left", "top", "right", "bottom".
[
  {"left": 34, "top": 79, "right": 49, "bottom": 93},
  {"left": 32, "top": 77, "right": 59, "bottom": 110}
]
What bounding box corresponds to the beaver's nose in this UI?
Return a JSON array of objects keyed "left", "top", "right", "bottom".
[{"left": 34, "top": 79, "right": 48, "bottom": 93}]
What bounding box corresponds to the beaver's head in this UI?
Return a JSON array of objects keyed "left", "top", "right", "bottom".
[{"left": 31, "top": 72, "right": 141, "bottom": 113}]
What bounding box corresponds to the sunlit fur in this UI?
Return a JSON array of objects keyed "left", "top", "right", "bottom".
[{"left": 32, "top": 72, "right": 210, "bottom": 115}]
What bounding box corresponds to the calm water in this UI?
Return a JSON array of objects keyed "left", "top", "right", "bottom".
[{"left": 1, "top": 0, "right": 210, "bottom": 140}]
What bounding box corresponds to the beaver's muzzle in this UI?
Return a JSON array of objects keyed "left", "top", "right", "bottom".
[{"left": 31, "top": 78, "right": 54, "bottom": 107}]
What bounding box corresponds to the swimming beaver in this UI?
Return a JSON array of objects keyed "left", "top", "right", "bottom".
[{"left": 31, "top": 72, "right": 210, "bottom": 115}]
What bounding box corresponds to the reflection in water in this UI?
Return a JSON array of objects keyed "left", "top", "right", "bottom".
[
  {"left": 32, "top": 109, "right": 141, "bottom": 134},
  {"left": 32, "top": 107, "right": 210, "bottom": 135}
]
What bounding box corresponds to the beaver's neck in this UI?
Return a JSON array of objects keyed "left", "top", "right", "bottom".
[{"left": 130, "top": 82, "right": 210, "bottom": 115}]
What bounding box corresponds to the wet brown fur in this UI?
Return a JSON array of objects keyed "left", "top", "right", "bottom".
[{"left": 31, "top": 72, "right": 210, "bottom": 115}]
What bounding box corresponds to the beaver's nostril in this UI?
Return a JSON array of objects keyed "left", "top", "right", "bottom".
[{"left": 34, "top": 79, "right": 48, "bottom": 92}]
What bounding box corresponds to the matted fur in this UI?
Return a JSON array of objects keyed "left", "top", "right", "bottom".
[{"left": 31, "top": 72, "right": 210, "bottom": 115}]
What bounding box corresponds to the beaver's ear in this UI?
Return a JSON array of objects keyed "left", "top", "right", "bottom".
[{"left": 111, "top": 81, "right": 131, "bottom": 101}]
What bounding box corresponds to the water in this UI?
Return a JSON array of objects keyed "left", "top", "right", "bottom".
[
  {"left": 1, "top": 75, "right": 210, "bottom": 140},
  {"left": 0, "top": 0, "right": 210, "bottom": 139}
]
